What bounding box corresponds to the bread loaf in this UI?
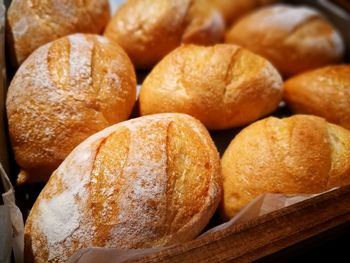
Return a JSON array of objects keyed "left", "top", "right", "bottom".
[
  {"left": 6, "top": 0, "right": 110, "bottom": 67},
  {"left": 104, "top": 0, "right": 225, "bottom": 69},
  {"left": 24, "top": 113, "right": 222, "bottom": 263},
  {"left": 221, "top": 115, "right": 350, "bottom": 219},
  {"left": 139, "top": 44, "right": 283, "bottom": 130},
  {"left": 283, "top": 65, "right": 350, "bottom": 130},
  {"left": 211, "top": 0, "right": 277, "bottom": 25},
  {"left": 6, "top": 34, "right": 136, "bottom": 184},
  {"left": 225, "top": 4, "right": 345, "bottom": 76}
]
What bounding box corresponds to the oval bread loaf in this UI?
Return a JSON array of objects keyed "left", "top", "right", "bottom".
[
  {"left": 6, "top": 34, "right": 136, "bottom": 184},
  {"left": 7, "top": 0, "right": 110, "bottom": 67},
  {"left": 24, "top": 113, "right": 222, "bottom": 263},
  {"left": 139, "top": 44, "right": 283, "bottom": 130},
  {"left": 283, "top": 65, "right": 350, "bottom": 130},
  {"left": 225, "top": 4, "right": 345, "bottom": 76},
  {"left": 104, "top": 0, "right": 225, "bottom": 69},
  {"left": 221, "top": 115, "right": 350, "bottom": 219}
]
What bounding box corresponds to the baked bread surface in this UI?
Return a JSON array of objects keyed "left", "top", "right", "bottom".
[
  {"left": 140, "top": 44, "right": 283, "bottom": 130},
  {"left": 283, "top": 65, "right": 350, "bottom": 130},
  {"left": 221, "top": 115, "right": 350, "bottom": 219},
  {"left": 7, "top": 0, "right": 110, "bottom": 67},
  {"left": 104, "top": 0, "right": 225, "bottom": 69},
  {"left": 24, "top": 113, "right": 222, "bottom": 263},
  {"left": 6, "top": 34, "right": 136, "bottom": 184},
  {"left": 212, "top": 0, "right": 277, "bottom": 25},
  {"left": 225, "top": 4, "right": 345, "bottom": 76}
]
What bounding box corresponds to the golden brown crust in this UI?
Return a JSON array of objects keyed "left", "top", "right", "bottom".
[
  {"left": 24, "top": 113, "right": 222, "bottom": 263},
  {"left": 104, "top": 0, "right": 224, "bottom": 69},
  {"left": 6, "top": 0, "right": 110, "bottom": 67},
  {"left": 139, "top": 44, "right": 282, "bottom": 130},
  {"left": 220, "top": 115, "right": 350, "bottom": 219},
  {"left": 211, "top": 0, "right": 277, "bottom": 25},
  {"left": 182, "top": 0, "right": 224, "bottom": 45},
  {"left": 225, "top": 4, "right": 345, "bottom": 77},
  {"left": 6, "top": 34, "right": 136, "bottom": 184},
  {"left": 283, "top": 65, "right": 350, "bottom": 130}
]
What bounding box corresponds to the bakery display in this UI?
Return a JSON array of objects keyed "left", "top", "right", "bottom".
[
  {"left": 6, "top": 0, "right": 110, "bottom": 67},
  {"left": 283, "top": 65, "right": 350, "bottom": 130},
  {"left": 221, "top": 115, "right": 350, "bottom": 219},
  {"left": 211, "top": 0, "right": 277, "bottom": 25},
  {"left": 225, "top": 4, "right": 345, "bottom": 77},
  {"left": 2, "top": 0, "right": 349, "bottom": 260},
  {"left": 104, "top": 0, "right": 225, "bottom": 69},
  {"left": 139, "top": 44, "right": 283, "bottom": 130},
  {"left": 6, "top": 33, "right": 136, "bottom": 184},
  {"left": 24, "top": 113, "right": 222, "bottom": 263}
]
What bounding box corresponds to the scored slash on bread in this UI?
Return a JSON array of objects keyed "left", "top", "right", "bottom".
[
  {"left": 6, "top": 34, "right": 136, "bottom": 184},
  {"left": 139, "top": 44, "right": 283, "bottom": 130},
  {"left": 24, "top": 113, "right": 222, "bottom": 263},
  {"left": 221, "top": 115, "right": 350, "bottom": 219},
  {"left": 225, "top": 4, "right": 345, "bottom": 77},
  {"left": 104, "top": 0, "right": 225, "bottom": 69}
]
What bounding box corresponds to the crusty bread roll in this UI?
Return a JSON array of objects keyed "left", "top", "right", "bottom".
[
  {"left": 225, "top": 4, "right": 345, "bottom": 77},
  {"left": 24, "top": 113, "right": 222, "bottom": 263},
  {"left": 283, "top": 65, "right": 350, "bottom": 130},
  {"left": 139, "top": 44, "right": 283, "bottom": 130},
  {"left": 211, "top": 0, "right": 277, "bottom": 25},
  {"left": 6, "top": 0, "right": 110, "bottom": 67},
  {"left": 221, "top": 115, "right": 350, "bottom": 219},
  {"left": 104, "top": 0, "right": 225, "bottom": 69},
  {"left": 6, "top": 34, "right": 136, "bottom": 184}
]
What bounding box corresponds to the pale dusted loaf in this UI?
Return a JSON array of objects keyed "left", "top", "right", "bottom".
[
  {"left": 225, "top": 4, "right": 345, "bottom": 76},
  {"left": 139, "top": 44, "right": 283, "bottom": 130},
  {"left": 6, "top": 0, "right": 110, "bottom": 67},
  {"left": 6, "top": 34, "right": 136, "bottom": 184},
  {"left": 283, "top": 65, "right": 350, "bottom": 130},
  {"left": 221, "top": 115, "right": 350, "bottom": 219},
  {"left": 24, "top": 113, "right": 222, "bottom": 263},
  {"left": 211, "top": 0, "right": 277, "bottom": 25},
  {"left": 104, "top": 0, "right": 224, "bottom": 69}
]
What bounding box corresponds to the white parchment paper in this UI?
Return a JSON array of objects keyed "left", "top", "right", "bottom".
[
  {"left": 67, "top": 191, "right": 326, "bottom": 263},
  {"left": 0, "top": 164, "right": 24, "bottom": 263}
]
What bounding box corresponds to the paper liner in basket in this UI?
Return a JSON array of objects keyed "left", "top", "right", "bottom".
[
  {"left": 67, "top": 190, "right": 328, "bottom": 263},
  {"left": 0, "top": 164, "right": 24, "bottom": 263}
]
